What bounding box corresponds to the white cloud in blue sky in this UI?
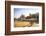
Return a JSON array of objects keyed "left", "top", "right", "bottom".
[{"left": 14, "top": 8, "right": 39, "bottom": 18}]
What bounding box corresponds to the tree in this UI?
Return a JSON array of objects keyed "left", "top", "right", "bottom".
[
  {"left": 32, "top": 14, "right": 36, "bottom": 18},
  {"left": 20, "top": 14, "right": 25, "bottom": 20},
  {"left": 29, "top": 13, "right": 32, "bottom": 16},
  {"left": 14, "top": 17, "right": 16, "bottom": 21}
]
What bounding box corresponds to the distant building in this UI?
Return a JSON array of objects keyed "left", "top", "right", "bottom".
[{"left": 26, "top": 16, "right": 32, "bottom": 19}]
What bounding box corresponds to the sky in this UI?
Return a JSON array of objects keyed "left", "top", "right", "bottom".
[{"left": 14, "top": 8, "right": 39, "bottom": 18}]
